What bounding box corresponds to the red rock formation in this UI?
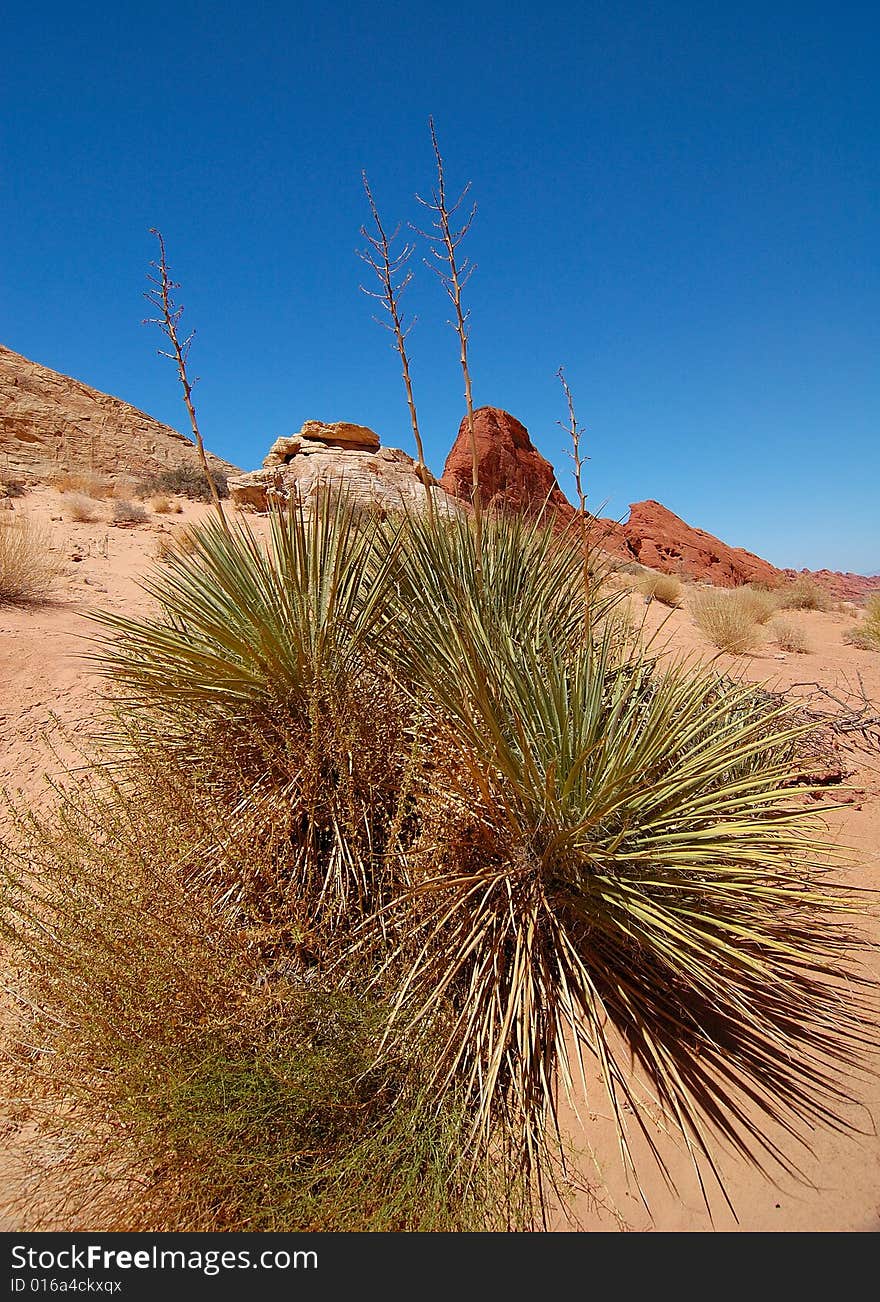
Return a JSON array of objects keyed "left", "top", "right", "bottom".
[
  {"left": 439, "top": 407, "right": 879, "bottom": 601},
  {"left": 607, "top": 500, "right": 781, "bottom": 588},
  {"left": 440, "top": 407, "right": 575, "bottom": 523}
]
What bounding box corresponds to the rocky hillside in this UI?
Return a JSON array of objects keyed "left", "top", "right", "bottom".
[{"left": 0, "top": 344, "right": 237, "bottom": 483}]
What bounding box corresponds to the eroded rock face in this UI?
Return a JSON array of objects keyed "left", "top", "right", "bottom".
[
  {"left": 229, "top": 420, "right": 460, "bottom": 517},
  {"left": 0, "top": 343, "right": 238, "bottom": 482},
  {"left": 440, "top": 407, "right": 576, "bottom": 523},
  {"left": 262, "top": 422, "right": 381, "bottom": 468},
  {"left": 600, "top": 499, "right": 782, "bottom": 588}
]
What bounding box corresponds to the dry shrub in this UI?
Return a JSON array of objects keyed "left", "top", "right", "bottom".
[
  {"left": 112, "top": 499, "right": 148, "bottom": 526},
  {"left": 155, "top": 524, "right": 199, "bottom": 561},
  {"left": 736, "top": 586, "right": 778, "bottom": 624},
  {"left": 0, "top": 755, "right": 494, "bottom": 1232},
  {"left": 637, "top": 570, "right": 682, "bottom": 607},
  {"left": 1, "top": 479, "right": 28, "bottom": 499},
  {"left": 136, "top": 466, "right": 229, "bottom": 502},
  {"left": 844, "top": 595, "right": 880, "bottom": 652},
  {"left": 150, "top": 494, "right": 174, "bottom": 514},
  {"left": 66, "top": 493, "right": 102, "bottom": 523},
  {"left": 51, "top": 471, "right": 115, "bottom": 499},
  {"left": 770, "top": 617, "right": 812, "bottom": 654},
  {"left": 689, "top": 587, "right": 762, "bottom": 654},
  {"left": 0, "top": 515, "right": 61, "bottom": 605},
  {"left": 778, "top": 576, "right": 833, "bottom": 612}
]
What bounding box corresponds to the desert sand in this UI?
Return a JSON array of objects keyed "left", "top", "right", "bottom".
[{"left": 1, "top": 488, "right": 878, "bottom": 1232}]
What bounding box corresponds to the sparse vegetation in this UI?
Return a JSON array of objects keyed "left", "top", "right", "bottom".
[
  {"left": 51, "top": 471, "right": 115, "bottom": 499},
  {"left": 689, "top": 587, "right": 762, "bottom": 654},
  {"left": 777, "top": 576, "right": 833, "bottom": 612},
  {"left": 1, "top": 128, "right": 875, "bottom": 1237},
  {"left": 111, "top": 499, "right": 148, "bottom": 525},
  {"left": 637, "top": 569, "right": 682, "bottom": 607},
  {"left": 0, "top": 515, "right": 60, "bottom": 605},
  {"left": 736, "top": 585, "right": 779, "bottom": 624},
  {"left": 844, "top": 595, "right": 880, "bottom": 652},
  {"left": 770, "top": 616, "right": 812, "bottom": 654},
  {"left": 2, "top": 497, "right": 873, "bottom": 1233},
  {"left": 136, "top": 465, "right": 229, "bottom": 503},
  {"left": 1, "top": 478, "right": 28, "bottom": 498},
  {"left": 154, "top": 524, "right": 199, "bottom": 561},
  {"left": 66, "top": 493, "right": 102, "bottom": 523},
  {"left": 149, "top": 494, "right": 173, "bottom": 514}
]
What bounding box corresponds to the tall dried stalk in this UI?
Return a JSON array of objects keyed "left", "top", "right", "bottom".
[
  {"left": 415, "top": 118, "right": 482, "bottom": 555},
  {"left": 557, "top": 366, "right": 591, "bottom": 603},
  {"left": 144, "top": 230, "right": 228, "bottom": 529},
  {"left": 358, "top": 173, "right": 435, "bottom": 525}
]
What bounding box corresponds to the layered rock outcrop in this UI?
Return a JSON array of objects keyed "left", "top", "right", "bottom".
[
  {"left": 0, "top": 343, "right": 237, "bottom": 483},
  {"left": 595, "top": 499, "right": 782, "bottom": 588},
  {"left": 440, "top": 407, "right": 575, "bottom": 522},
  {"left": 228, "top": 419, "right": 458, "bottom": 516}
]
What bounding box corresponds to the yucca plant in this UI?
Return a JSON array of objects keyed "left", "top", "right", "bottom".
[
  {"left": 89, "top": 494, "right": 411, "bottom": 935},
  {"left": 8, "top": 495, "right": 873, "bottom": 1229},
  {"left": 374, "top": 517, "right": 873, "bottom": 1216}
]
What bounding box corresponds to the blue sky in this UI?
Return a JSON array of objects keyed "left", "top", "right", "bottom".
[{"left": 3, "top": 1, "right": 877, "bottom": 572}]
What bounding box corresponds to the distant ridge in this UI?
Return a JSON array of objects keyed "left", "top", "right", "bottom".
[{"left": 0, "top": 344, "right": 238, "bottom": 483}]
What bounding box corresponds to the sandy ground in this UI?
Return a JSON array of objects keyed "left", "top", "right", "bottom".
[{"left": 1, "top": 488, "right": 878, "bottom": 1232}]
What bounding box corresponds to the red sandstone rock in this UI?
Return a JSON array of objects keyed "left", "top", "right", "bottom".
[
  {"left": 439, "top": 407, "right": 575, "bottom": 523},
  {"left": 611, "top": 499, "right": 782, "bottom": 588}
]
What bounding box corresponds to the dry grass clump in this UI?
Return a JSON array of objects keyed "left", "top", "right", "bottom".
[
  {"left": 111, "top": 499, "right": 148, "bottom": 526},
  {"left": 51, "top": 471, "right": 115, "bottom": 499},
  {"left": 66, "top": 493, "right": 103, "bottom": 523},
  {"left": 0, "top": 515, "right": 61, "bottom": 606},
  {"left": 770, "top": 617, "right": 812, "bottom": 654},
  {"left": 155, "top": 524, "right": 199, "bottom": 561},
  {"left": 736, "top": 585, "right": 778, "bottom": 624},
  {"left": 777, "top": 576, "right": 833, "bottom": 612},
  {"left": 149, "top": 494, "right": 174, "bottom": 514},
  {"left": 689, "top": 587, "right": 763, "bottom": 654},
  {"left": 637, "top": 570, "right": 682, "bottom": 606},
  {"left": 844, "top": 595, "right": 880, "bottom": 652}
]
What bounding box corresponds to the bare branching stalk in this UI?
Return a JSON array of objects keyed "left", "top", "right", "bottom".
[
  {"left": 144, "top": 230, "right": 228, "bottom": 529},
  {"left": 415, "top": 118, "right": 482, "bottom": 556},
  {"left": 358, "top": 173, "right": 435, "bottom": 525},
  {"left": 557, "top": 366, "right": 591, "bottom": 604}
]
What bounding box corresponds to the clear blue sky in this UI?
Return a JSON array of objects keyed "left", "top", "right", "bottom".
[{"left": 3, "top": 1, "right": 877, "bottom": 572}]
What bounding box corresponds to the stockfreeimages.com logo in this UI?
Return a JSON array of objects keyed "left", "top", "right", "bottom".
[{"left": 10, "top": 1243, "right": 317, "bottom": 1279}]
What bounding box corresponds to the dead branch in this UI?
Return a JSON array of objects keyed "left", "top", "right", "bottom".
[
  {"left": 413, "top": 118, "right": 482, "bottom": 555},
  {"left": 143, "top": 230, "right": 228, "bottom": 529},
  {"left": 358, "top": 173, "right": 435, "bottom": 523}
]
